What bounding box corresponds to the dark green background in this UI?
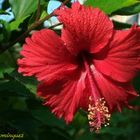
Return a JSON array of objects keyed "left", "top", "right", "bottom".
[{"left": 0, "top": 0, "right": 140, "bottom": 139}]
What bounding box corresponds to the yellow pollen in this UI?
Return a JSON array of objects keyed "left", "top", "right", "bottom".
[{"left": 88, "top": 96, "right": 111, "bottom": 133}]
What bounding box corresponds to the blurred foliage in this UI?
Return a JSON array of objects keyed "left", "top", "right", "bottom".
[{"left": 0, "top": 0, "right": 140, "bottom": 140}]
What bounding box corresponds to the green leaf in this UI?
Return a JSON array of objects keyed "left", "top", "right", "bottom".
[
  {"left": 40, "top": 10, "right": 48, "bottom": 20},
  {"left": 0, "top": 20, "right": 11, "bottom": 41},
  {"left": 132, "top": 74, "right": 140, "bottom": 92},
  {"left": 6, "top": 70, "right": 37, "bottom": 94},
  {"left": 31, "top": 105, "right": 66, "bottom": 128},
  {"left": 9, "top": 0, "right": 46, "bottom": 30},
  {"left": 114, "top": 3, "right": 140, "bottom": 15},
  {"left": 0, "top": 80, "right": 34, "bottom": 98},
  {"left": 0, "top": 51, "right": 16, "bottom": 78},
  {"left": 113, "top": 20, "right": 131, "bottom": 29},
  {"left": 84, "top": 0, "right": 139, "bottom": 15},
  {"left": 0, "top": 67, "right": 14, "bottom": 78},
  {"left": 0, "top": 109, "right": 41, "bottom": 139},
  {"left": 1, "top": 0, "right": 10, "bottom": 10},
  {"left": 75, "top": 132, "right": 93, "bottom": 140},
  {"left": 39, "top": 127, "right": 71, "bottom": 140}
]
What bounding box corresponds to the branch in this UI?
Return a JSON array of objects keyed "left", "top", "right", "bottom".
[
  {"left": 49, "top": 23, "right": 62, "bottom": 29},
  {"left": 0, "top": 0, "right": 69, "bottom": 54},
  {"left": 35, "top": 0, "right": 41, "bottom": 21}
]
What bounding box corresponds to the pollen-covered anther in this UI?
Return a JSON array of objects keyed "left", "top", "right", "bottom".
[{"left": 88, "top": 96, "right": 111, "bottom": 133}]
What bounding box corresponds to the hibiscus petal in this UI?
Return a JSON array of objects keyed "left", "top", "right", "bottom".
[
  {"left": 94, "top": 25, "right": 140, "bottom": 82},
  {"left": 18, "top": 29, "right": 77, "bottom": 83},
  {"left": 54, "top": 2, "right": 113, "bottom": 54},
  {"left": 90, "top": 65, "right": 138, "bottom": 112},
  {"left": 37, "top": 71, "right": 88, "bottom": 123}
]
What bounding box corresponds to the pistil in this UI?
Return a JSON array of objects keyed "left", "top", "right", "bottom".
[
  {"left": 88, "top": 96, "right": 111, "bottom": 133},
  {"left": 82, "top": 54, "right": 111, "bottom": 133}
]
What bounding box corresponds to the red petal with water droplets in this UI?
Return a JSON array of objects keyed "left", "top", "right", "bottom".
[
  {"left": 37, "top": 71, "right": 88, "bottom": 123},
  {"left": 18, "top": 29, "right": 77, "bottom": 83},
  {"left": 94, "top": 25, "right": 140, "bottom": 82},
  {"left": 54, "top": 2, "right": 113, "bottom": 54}
]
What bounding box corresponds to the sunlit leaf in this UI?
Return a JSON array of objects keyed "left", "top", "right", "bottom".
[
  {"left": 9, "top": 0, "right": 47, "bottom": 30},
  {"left": 114, "top": 3, "right": 140, "bottom": 15},
  {"left": 84, "top": 0, "right": 139, "bottom": 14}
]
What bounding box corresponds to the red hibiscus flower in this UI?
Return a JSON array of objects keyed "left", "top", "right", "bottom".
[{"left": 18, "top": 2, "right": 140, "bottom": 132}]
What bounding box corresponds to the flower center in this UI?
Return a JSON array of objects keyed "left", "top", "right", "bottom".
[
  {"left": 79, "top": 51, "right": 111, "bottom": 133},
  {"left": 76, "top": 51, "right": 93, "bottom": 67}
]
